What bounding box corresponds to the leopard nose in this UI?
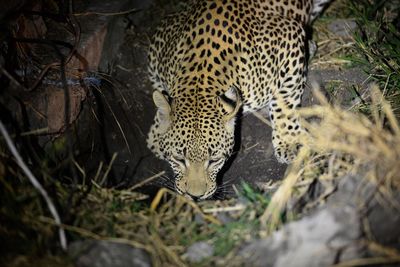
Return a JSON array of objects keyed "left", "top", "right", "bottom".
[{"left": 187, "top": 193, "right": 201, "bottom": 202}]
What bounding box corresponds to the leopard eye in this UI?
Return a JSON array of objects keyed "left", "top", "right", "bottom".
[
  {"left": 208, "top": 158, "right": 219, "bottom": 165},
  {"left": 171, "top": 155, "right": 186, "bottom": 167},
  {"left": 207, "top": 157, "right": 224, "bottom": 169}
]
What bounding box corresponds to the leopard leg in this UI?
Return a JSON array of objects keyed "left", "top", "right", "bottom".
[{"left": 268, "top": 85, "right": 305, "bottom": 163}]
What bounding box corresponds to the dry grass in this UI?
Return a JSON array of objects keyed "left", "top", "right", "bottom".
[
  {"left": 311, "top": 0, "right": 355, "bottom": 69},
  {"left": 261, "top": 85, "right": 400, "bottom": 232}
]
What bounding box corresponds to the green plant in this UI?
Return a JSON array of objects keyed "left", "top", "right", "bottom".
[
  {"left": 240, "top": 182, "right": 270, "bottom": 207},
  {"left": 212, "top": 221, "right": 252, "bottom": 256},
  {"left": 348, "top": 0, "right": 400, "bottom": 114}
]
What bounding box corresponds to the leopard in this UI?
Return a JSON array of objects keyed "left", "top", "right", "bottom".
[{"left": 147, "top": 0, "right": 332, "bottom": 200}]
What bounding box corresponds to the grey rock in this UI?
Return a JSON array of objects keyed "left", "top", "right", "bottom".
[
  {"left": 216, "top": 212, "right": 234, "bottom": 224},
  {"left": 328, "top": 19, "right": 357, "bottom": 37},
  {"left": 330, "top": 175, "right": 400, "bottom": 249},
  {"left": 69, "top": 240, "right": 151, "bottom": 267},
  {"left": 368, "top": 193, "right": 400, "bottom": 249},
  {"left": 239, "top": 176, "right": 364, "bottom": 267},
  {"left": 308, "top": 68, "right": 368, "bottom": 86},
  {"left": 306, "top": 68, "right": 369, "bottom": 108},
  {"left": 240, "top": 207, "right": 360, "bottom": 267},
  {"left": 185, "top": 241, "right": 214, "bottom": 263},
  {"left": 308, "top": 39, "right": 318, "bottom": 59}
]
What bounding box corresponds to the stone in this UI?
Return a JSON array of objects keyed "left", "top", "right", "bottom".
[
  {"left": 238, "top": 176, "right": 365, "bottom": 267},
  {"left": 69, "top": 0, "right": 135, "bottom": 73},
  {"left": 68, "top": 240, "right": 151, "bottom": 267},
  {"left": 328, "top": 19, "right": 357, "bottom": 37},
  {"left": 240, "top": 207, "right": 360, "bottom": 267},
  {"left": 184, "top": 241, "right": 214, "bottom": 263},
  {"left": 46, "top": 85, "right": 87, "bottom": 133}
]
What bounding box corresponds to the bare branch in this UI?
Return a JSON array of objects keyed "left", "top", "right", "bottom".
[{"left": 0, "top": 120, "right": 67, "bottom": 250}]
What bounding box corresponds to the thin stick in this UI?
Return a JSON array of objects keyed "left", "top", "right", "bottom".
[
  {"left": 99, "top": 153, "right": 118, "bottom": 186},
  {"left": 38, "top": 216, "right": 148, "bottom": 250},
  {"left": 128, "top": 171, "right": 166, "bottom": 191},
  {"left": 252, "top": 111, "right": 272, "bottom": 127},
  {"left": 203, "top": 204, "right": 246, "bottom": 213},
  {"left": 332, "top": 256, "right": 400, "bottom": 267},
  {"left": 93, "top": 87, "right": 132, "bottom": 154},
  {"left": 0, "top": 66, "right": 27, "bottom": 92},
  {"left": 0, "top": 127, "right": 49, "bottom": 141},
  {"left": 0, "top": 121, "right": 67, "bottom": 250},
  {"left": 73, "top": 8, "right": 138, "bottom": 17}
]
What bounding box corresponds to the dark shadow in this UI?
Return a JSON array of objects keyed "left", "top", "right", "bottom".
[
  {"left": 91, "top": 85, "right": 117, "bottom": 185},
  {"left": 214, "top": 107, "right": 243, "bottom": 199}
]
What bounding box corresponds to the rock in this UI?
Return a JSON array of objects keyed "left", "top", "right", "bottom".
[
  {"left": 70, "top": 0, "right": 136, "bottom": 73},
  {"left": 239, "top": 207, "right": 360, "bottom": 267},
  {"left": 367, "top": 194, "right": 400, "bottom": 250},
  {"left": 306, "top": 68, "right": 369, "bottom": 108},
  {"left": 328, "top": 19, "right": 357, "bottom": 37},
  {"left": 184, "top": 241, "right": 214, "bottom": 263},
  {"left": 238, "top": 176, "right": 364, "bottom": 267},
  {"left": 68, "top": 240, "right": 151, "bottom": 267},
  {"left": 216, "top": 212, "right": 235, "bottom": 224},
  {"left": 330, "top": 175, "right": 400, "bottom": 250},
  {"left": 361, "top": 186, "right": 400, "bottom": 250}
]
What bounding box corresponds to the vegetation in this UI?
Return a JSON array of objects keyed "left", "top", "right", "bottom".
[{"left": 348, "top": 0, "right": 400, "bottom": 115}]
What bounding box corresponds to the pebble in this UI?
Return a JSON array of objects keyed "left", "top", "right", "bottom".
[{"left": 184, "top": 241, "right": 214, "bottom": 263}]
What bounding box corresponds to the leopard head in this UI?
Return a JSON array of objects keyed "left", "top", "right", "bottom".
[{"left": 147, "top": 87, "right": 241, "bottom": 200}]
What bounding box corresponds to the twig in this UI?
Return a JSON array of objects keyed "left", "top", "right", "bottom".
[
  {"left": 73, "top": 8, "right": 138, "bottom": 16},
  {"left": 203, "top": 204, "right": 246, "bottom": 213},
  {"left": 92, "top": 161, "right": 104, "bottom": 183},
  {"left": 0, "top": 66, "right": 27, "bottom": 92},
  {"left": 0, "top": 127, "right": 49, "bottom": 140},
  {"left": 99, "top": 153, "right": 118, "bottom": 186},
  {"left": 28, "top": 63, "right": 58, "bottom": 91},
  {"left": 252, "top": 111, "right": 272, "bottom": 127},
  {"left": 115, "top": 64, "right": 135, "bottom": 72},
  {"left": 93, "top": 86, "right": 132, "bottom": 154},
  {"left": 0, "top": 120, "right": 67, "bottom": 250},
  {"left": 332, "top": 256, "right": 400, "bottom": 266},
  {"left": 38, "top": 216, "right": 148, "bottom": 251},
  {"left": 128, "top": 171, "right": 166, "bottom": 191}
]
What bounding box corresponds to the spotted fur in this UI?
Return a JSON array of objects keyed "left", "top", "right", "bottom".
[{"left": 147, "top": 0, "right": 332, "bottom": 199}]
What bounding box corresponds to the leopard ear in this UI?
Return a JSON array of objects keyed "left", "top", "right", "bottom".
[
  {"left": 219, "top": 86, "right": 242, "bottom": 132},
  {"left": 153, "top": 90, "right": 171, "bottom": 133}
]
